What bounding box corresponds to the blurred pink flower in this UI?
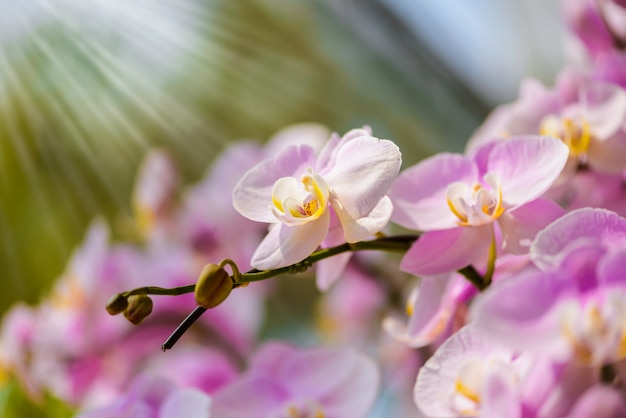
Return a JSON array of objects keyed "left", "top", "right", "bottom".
[
  {"left": 211, "top": 342, "right": 380, "bottom": 418},
  {"left": 472, "top": 208, "right": 626, "bottom": 365},
  {"left": 76, "top": 374, "right": 211, "bottom": 418}
]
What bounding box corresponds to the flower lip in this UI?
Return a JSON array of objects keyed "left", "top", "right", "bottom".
[
  {"left": 540, "top": 115, "right": 592, "bottom": 157},
  {"left": 445, "top": 173, "right": 504, "bottom": 227},
  {"left": 270, "top": 169, "right": 329, "bottom": 227}
]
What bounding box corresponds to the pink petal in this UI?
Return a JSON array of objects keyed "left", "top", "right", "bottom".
[
  {"left": 282, "top": 348, "right": 377, "bottom": 402},
  {"left": 598, "top": 248, "right": 626, "bottom": 289},
  {"left": 400, "top": 226, "right": 492, "bottom": 276},
  {"left": 383, "top": 274, "right": 455, "bottom": 347},
  {"left": 497, "top": 198, "right": 565, "bottom": 255},
  {"left": 582, "top": 81, "right": 626, "bottom": 140},
  {"left": 250, "top": 211, "right": 330, "bottom": 269},
  {"left": 487, "top": 136, "right": 569, "bottom": 207},
  {"left": 562, "top": 0, "right": 615, "bottom": 58},
  {"left": 316, "top": 127, "right": 372, "bottom": 174},
  {"left": 325, "top": 137, "right": 401, "bottom": 219},
  {"left": 132, "top": 149, "right": 178, "bottom": 226},
  {"left": 316, "top": 215, "right": 352, "bottom": 291},
  {"left": 314, "top": 351, "right": 380, "bottom": 418},
  {"left": 530, "top": 208, "right": 626, "bottom": 270},
  {"left": 158, "top": 388, "right": 211, "bottom": 418},
  {"left": 333, "top": 196, "right": 393, "bottom": 243},
  {"left": 587, "top": 129, "right": 626, "bottom": 174},
  {"left": 568, "top": 386, "right": 626, "bottom": 418},
  {"left": 211, "top": 376, "right": 286, "bottom": 418},
  {"left": 414, "top": 325, "right": 513, "bottom": 418},
  {"left": 481, "top": 370, "right": 522, "bottom": 418},
  {"left": 233, "top": 145, "right": 316, "bottom": 223},
  {"left": 470, "top": 269, "right": 568, "bottom": 355},
  {"left": 249, "top": 342, "right": 298, "bottom": 375},
  {"left": 316, "top": 253, "right": 352, "bottom": 292},
  {"left": 390, "top": 153, "right": 478, "bottom": 231},
  {"left": 264, "top": 123, "right": 329, "bottom": 155}
]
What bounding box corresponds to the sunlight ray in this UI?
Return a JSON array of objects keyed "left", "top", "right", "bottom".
[{"left": 0, "top": 49, "right": 67, "bottom": 259}]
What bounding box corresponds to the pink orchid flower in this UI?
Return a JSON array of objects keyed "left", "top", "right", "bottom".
[
  {"left": 389, "top": 136, "right": 568, "bottom": 276},
  {"left": 211, "top": 342, "right": 380, "bottom": 418},
  {"left": 76, "top": 374, "right": 212, "bottom": 418},
  {"left": 562, "top": 0, "right": 626, "bottom": 60},
  {"left": 233, "top": 128, "right": 401, "bottom": 270},
  {"left": 471, "top": 208, "right": 626, "bottom": 366},
  {"left": 414, "top": 325, "right": 597, "bottom": 418}
]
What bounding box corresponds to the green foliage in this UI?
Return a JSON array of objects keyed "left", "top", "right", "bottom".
[{"left": 0, "top": 379, "right": 75, "bottom": 418}]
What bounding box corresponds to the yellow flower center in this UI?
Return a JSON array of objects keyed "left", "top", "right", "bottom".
[
  {"left": 280, "top": 401, "right": 326, "bottom": 418},
  {"left": 540, "top": 115, "right": 591, "bottom": 157},
  {"left": 561, "top": 295, "right": 626, "bottom": 365},
  {"left": 446, "top": 173, "right": 504, "bottom": 227},
  {"left": 271, "top": 169, "right": 329, "bottom": 226}
]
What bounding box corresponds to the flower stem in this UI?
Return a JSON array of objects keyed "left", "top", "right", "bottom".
[
  {"left": 161, "top": 306, "right": 207, "bottom": 351},
  {"left": 111, "top": 233, "right": 494, "bottom": 350}
]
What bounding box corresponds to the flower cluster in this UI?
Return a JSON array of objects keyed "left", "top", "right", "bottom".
[{"left": 2, "top": 1, "right": 626, "bottom": 417}]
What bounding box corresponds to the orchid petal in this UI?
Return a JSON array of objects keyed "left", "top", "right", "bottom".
[
  {"left": 325, "top": 137, "right": 401, "bottom": 219},
  {"left": 414, "top": 324, "right": 515, "bottom": 418},
  {"left": 333, "top": 196, "right": 392, "bottom": 243},
  {"left": 582, "top": 81, "right": 626, "bottom": 140},
  {"left": 211, "top": 376, "right": 286, "bottom": 418},
  {"left": 531, "top": 208, "right": 626, "bottom": 270},
  {"left": 159, "top": 389, "right": 211, "bottom": 418},
  {"left": 249, "top": 342, "right": 298, "bottom": 375},
  {"left": 562, "top": 0, "right": 615, "bottom": 58},
  {"left": 264, "top": 123, "right": 329, "bottom": 155},
  {"left": 318, "top": 355, "right": 379, "bottom": 418},
  {"left": 233, "top": 145, "right": 316, "bottom": 223},
  {"left": 390, "top": 153, "right": 478, "bottom": 231},
  {"left": 250, "top": 211, "right": 330, "bottom": 269},
  {"left": 471, "top": 269, "right": 569, "bottom": 356},
  {"left": 598, "top": 248, "right": 626, "bottom": 289},
  {"left": 497, "top": 198, "right": 565, "bottom": 255},
  {"left": 316, "top": 127, "right": 372, "bottom": 175},
  {"left": 316, "top": 216, "right": 352, "bottom": 291},
  {"left": 282, "top": 348, "right": 377, "bottom": 401},
  {"left": 383, "top": 274, "right": 454, "bottom": 347},
  {"left": 400, "top": 226, "right": 492, "bottom": 276},
  {"left": 316, "top": 253, "right": 351, "bottom": 292},
  {"left": 481, "top": 369, "right": 522, "bottom": 418},
  {"left": 587, "top": 129, "right": 626, "bottom": 174},
  {"left": 568, "top": 386, "right": 626, "bottom": 418},
  {"left": 487, "top": 136, "right": 569, "bottom": 207}
]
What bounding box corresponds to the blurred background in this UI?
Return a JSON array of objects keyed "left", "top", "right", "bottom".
[{"left": 0, "top": 0, "right": 566, "bottom": 316}]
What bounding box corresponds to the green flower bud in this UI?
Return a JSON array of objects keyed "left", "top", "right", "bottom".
[
  {"left": 194, "top": 263, "right": 233, "bottom": 309},
  {"left": 106, "top": 293, "right": 129, "bottom": 316},
  {"left": 123, "top": 294, "right": 153, "bottom": 325}
]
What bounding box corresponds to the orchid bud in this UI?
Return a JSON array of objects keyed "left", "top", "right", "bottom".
[
  {"left": 106, "top": 293, "right": 129, "bottom": 315},
  {"left": 123, "top": 294, "right": 153, "bottom": 325},
  {"left": 194, "top": 263, "right": 233, "bottom": 309}
]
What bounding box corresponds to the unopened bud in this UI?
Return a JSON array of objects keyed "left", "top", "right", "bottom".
[
  {"left": 123, "top": 294, "right": 153, "bottom": 325},
  {"left": 106, "top": 293, "right": 129, "bottom": 315},
  {"left": 194, "top": 263, "right": 233, "bottom": 309}
]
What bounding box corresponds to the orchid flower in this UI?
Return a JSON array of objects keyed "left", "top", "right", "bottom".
[
  {"left": 562, "top": 0, "right": 626, "bottom": 60},
  {"left": 538, "top": 81, "right": 626, "bottom": 174},
  {"left": 471, "top": 208, "right": 626, "bottom": 365},
  {"left": 383, "top": 273, "right": 474, "bottom": 348},
  {"left": 233, "top": 128, "right": 401, "bottom": 270},
  {"left": 211, "top": 342, "right": 380, "bottom": 418},
  {"left": 76, "top": 374, "right": 212, "bottom": 418},
  {"left": 414, "top": 324, "right": 598, "bottom": 418},
  {"left": 414, "top": 324, "right": 530, "bottom": 418},
  {"left": 389, "top": 136, "right": 567, "bottom": 276}
]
